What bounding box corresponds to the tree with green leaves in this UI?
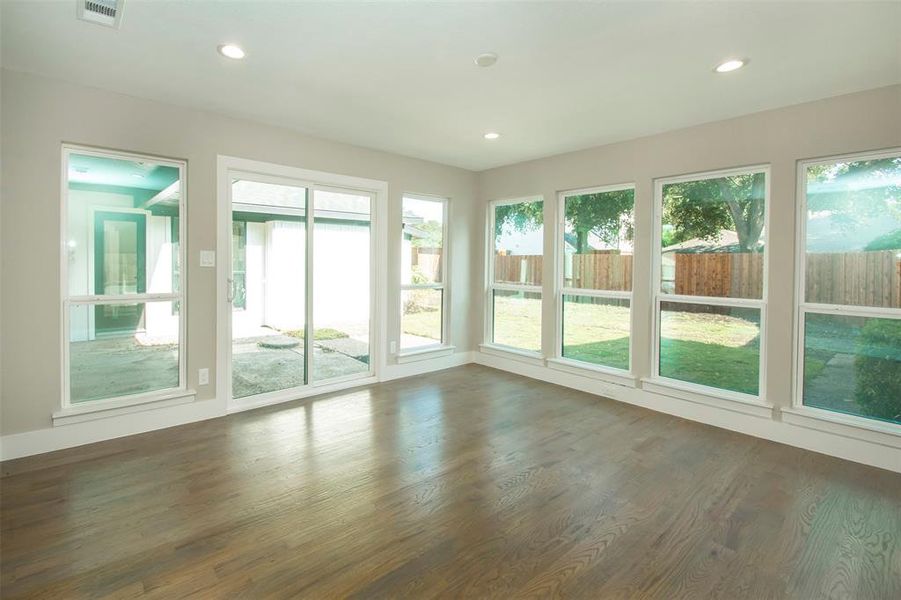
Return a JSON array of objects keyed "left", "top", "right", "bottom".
[
  {"left": 494, "top": 193, "right": 635, "bottom": 254},
  {"left": 564, "top": 189, "right": 634, "bottom": 252},
  {"left": 662, "top": 172, "right": 765, "bottom": 252},
  {"left": 492, "top": 157, "right": 899, "bottom": 254}
]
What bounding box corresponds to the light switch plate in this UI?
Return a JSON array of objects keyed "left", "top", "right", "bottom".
[
  {"left": 199, "top": 250, "right": 216, "bottom": 267},
  {"left": 198, "top": 368, "right": 209, "bottom": 386}
]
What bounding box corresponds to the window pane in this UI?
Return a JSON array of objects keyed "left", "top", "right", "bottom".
[
  {"left": 402, "top": 197, "right": 444, "bottom": 285},
  {"left": 494, "top": 200, "right": 543, "bottom": 286},
  {"left": 67, "top": 153, "right": 181, "bottom": 296},
  {"left": 804, "top": 155, "right": 901, "bottom": 308},
  {"left": 803, "top": 313, "right": 900, "bottom": 425},
  {"left": 401, "top": 289, "right": 442, "bottom": 349},
  {"left": 313, "top": 190, "right": 371, "bottom": 381},
  {"left": 659, "top": 302, "right": 760, "bottom": 395},
  {"left": 492, "top": 290, "right": 541, "bottom": 352},
  {"left": 69, "top": 301, "right": 179, "bottom": 403},
  {"left": 562, "top": 295, "right": 630, "bottom": 370},
  {"left": 661, "top": 171, "right": 766, "bottom": 299},
  {"left": 563, "top": 188, "right": 634, "bottom": 291}
]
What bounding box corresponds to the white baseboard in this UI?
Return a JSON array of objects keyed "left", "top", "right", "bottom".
[
  {"left": 0, "top": 399, "right": 223, "bottom": 462},
  {"left": 473, "top": 351, "right": 901, "bottom": 473},
  {"left": 381, "top": 350, "right": 475, "bottom": 381}
]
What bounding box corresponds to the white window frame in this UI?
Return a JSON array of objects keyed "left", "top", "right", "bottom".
[
  {"left": 789, "top": 147, "right": 901, "bottom": 438},
  {"left": 483, "top": 196, "right": 544, "bottom": 358},
  {"left": 398, "top": 193, "right": 451, "bottom": 357},
  {"left": 58, "top": 145, "right": 190, "bottom": 422},
  {"left": 216, "top": 156, "right": 388, "bottom": 413},
  {"left": 649, "top": 165, "right": 770, "bottom": 407},
  {"left": 552, "top": 183, "right": 635, "bottom": 378}
]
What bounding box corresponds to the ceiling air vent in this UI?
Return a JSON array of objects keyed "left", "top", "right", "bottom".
[{"left": 77, "top": 0, "right": 125, "bottom": 29}]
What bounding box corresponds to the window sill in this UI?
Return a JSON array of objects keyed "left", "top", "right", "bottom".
[
  {"left": 641, "top": 377, "right": 772, "bottom": 418},
  {"left": 479, "top": 344, "right": 544, "bottom": 366},
  {"left": 53, "top": 389, "right": 197, "bottom": 426},
  {"left": 546, "top": 358, "right": 638, "bottom": 388},
  {"left": 396, "top": 345, "right": 456, "bottom": 364},
  {"left": 781, "top": 406, "right": 901, "bottom": 449}
]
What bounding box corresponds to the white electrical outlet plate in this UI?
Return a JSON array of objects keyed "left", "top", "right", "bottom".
[
  {"left": 390, "top": 341, "right": 397, "bottom": 354},
  {"left": 198, "top": 368, "right": 209, "bottom": 385},
  {"left": 199, "top": 250, "right": 216, "bottom": 267}
]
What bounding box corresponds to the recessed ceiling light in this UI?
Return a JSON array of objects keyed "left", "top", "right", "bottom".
[
  {"left": 484, "top": 132, "right": 500, "bottom": 140},
  {"left": 218, "top": 44, "right": 246, "bottom": 60},
  {"left": 475, "top": 52, "right": 498, "bottom": 68},
  {"left": 715, "top": 58, "right": 745, "bottom": 73}
]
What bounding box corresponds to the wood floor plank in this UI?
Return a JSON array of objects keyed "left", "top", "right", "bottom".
[{"left": 2, "top": 365, "right": 899, "bottom": 599}]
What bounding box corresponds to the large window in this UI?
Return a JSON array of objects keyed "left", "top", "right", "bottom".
[
  {"left": 796, "top": 150, "right": 900, "bottom": 426},
  {"left": 488, "top": 197, "right": 544, "bottom": 353},
  {"left": 654, "top": 166, "right": 768, "bottom": 398},
  {"left": 63, "top": 146, "right": 186, "bottom": 406},
  {"left": 558, "top": 185, "right": 634, "bottom": 371},
  {"left": 400, "top": 195, "right": 448, "bottom": 351}
]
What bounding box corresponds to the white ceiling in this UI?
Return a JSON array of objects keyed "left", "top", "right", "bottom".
[{"left": 2, "top": 1, "right": 899, "bottom": 171}]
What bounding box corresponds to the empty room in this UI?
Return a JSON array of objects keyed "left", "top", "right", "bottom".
[{"left": 1, "top": 1, "right": 900, "bottom": 598}]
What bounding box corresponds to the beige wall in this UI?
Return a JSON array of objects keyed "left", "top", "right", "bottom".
[
  {"left": 476, "top": 84, "right": 901, "bottom": 408},
  {"left": 2, "top": 68, "right": 899, "bottom": 442},
  {"left": 0, "top": 69, "right": 478, "bottom": 435}
]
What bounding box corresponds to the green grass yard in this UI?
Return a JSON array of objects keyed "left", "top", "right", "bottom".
[{"left": 424, "top": 295, "right": 763, "bottom": 395}]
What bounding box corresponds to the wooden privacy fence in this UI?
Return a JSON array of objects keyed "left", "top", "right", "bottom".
[
  {"left": 495, "top": 253, "right": 543, "bottom": 286},
  {"left": 568, "top": 253, "right": 632, "bottom": 291},
  {"left": 674, "top": 253, "right": 764, "bottom": 299},
  {"left": 805, "top": 251, "right": 901, "bottom": 308},
  {"left": 496, "top": 250, "right": 901, "bottom": 308},
  {"left": 674, "top": 250, "right": 900, "bottom": 308}
]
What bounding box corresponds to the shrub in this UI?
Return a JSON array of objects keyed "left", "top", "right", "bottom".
[{"left": 854, "top": 318, "right": 901, "bottom": 423}]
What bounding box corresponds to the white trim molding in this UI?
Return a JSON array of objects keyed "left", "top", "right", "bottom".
[
  {"left": 399, "top": 193, "right": 450, "bottom": 353},
  {"left": 396, "top": 345, "right": 456, "bottom": 364},
  {"left": 791, "top": 147, "right": 901, "bottom": 442},
  {"left": 484, "top": 195, "right": 545, "bottom": 351},
  {"left": 60, "top": 144, "right": 189, "bottom": 414},
  {"left": 53, "top": 389, "right": 197, "bottom": 426},
  {"left": 216, "top": 155, "right": 389, "bottom": 415},
  {"left": 651, "top": 164, "right": 771, "bottom": 404},
  {"left": 555, "top": 183, "right": 636, "bottom": 375}
]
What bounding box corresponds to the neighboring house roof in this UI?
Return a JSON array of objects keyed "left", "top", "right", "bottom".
[
  {"left": 663, "top": 230, "right": 742, "bottom": 254},
  {"left": 403, "top": 224, "right": 431, "bottom": 240}
]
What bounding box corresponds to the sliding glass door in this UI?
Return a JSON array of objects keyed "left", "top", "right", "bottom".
[
  {"left": 312, "top": 189, "right": 371, "bottom": 381},
  {"left": 228, "top": 176, "right": 374, "bottom": 402},
  {"left": 230, "top": 178, "right": 308, "bottom": 399}
]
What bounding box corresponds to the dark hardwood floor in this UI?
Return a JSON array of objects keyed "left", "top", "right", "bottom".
[{"left": 2, "top": 364, "right": 900, "bottom": 599}]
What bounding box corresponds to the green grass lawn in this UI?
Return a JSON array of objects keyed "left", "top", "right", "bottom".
[
  {"left": 658, "top": 308, "right": 760, "bottom": 395},
  {"left": 457, "top": 295, "right": 764, "bottom": 395},
  {"left": 401, "top": 289, "right": 443, "bottom": 343}
]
